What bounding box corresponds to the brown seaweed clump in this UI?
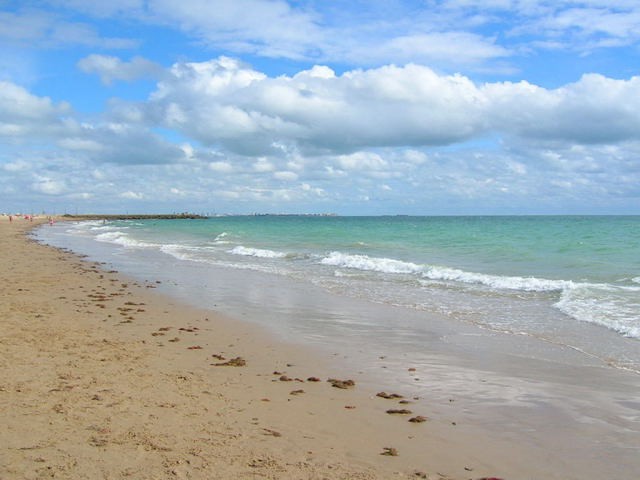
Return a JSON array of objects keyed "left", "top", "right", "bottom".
[
  {"left": 328, "top": 378, "right": 355, "bottom": 389},
  {"left": 213, "top": 356, "right": 246, "bottom": 367}
]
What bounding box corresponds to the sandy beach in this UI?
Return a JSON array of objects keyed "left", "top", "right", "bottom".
[{"left": 1, "top": 217, "right": 516, "bottom": 480}]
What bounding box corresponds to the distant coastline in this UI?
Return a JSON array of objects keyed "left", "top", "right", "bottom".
[{"left": 60, "top": 213, "right": 206, "bottom": 220}]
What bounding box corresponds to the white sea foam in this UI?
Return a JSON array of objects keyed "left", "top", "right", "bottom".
[
  {"left": 632, "top": 277, "right": 640, "bottom": 284},
  {"left": 556, "top": 285, "right": 640, "bottom": 339},
  {"left": 212, "top": 232, "right": 231, "bottom": 244},
  {"left": 90, "top": 225, "right": 123, "bottom": 231},
  {"left": 320, "top": 251, "right": 573, "bottom": 292},
  {"left": 422, "top": 266, "right": 574, "bottom": 292},
  {"left": 320, "top": 252, "right": 422, "bottom": 274},
  {"left": 94, "top": 231, "right": 155, "bottom": 248},
  {"left": 159, "top": 244, "right": 198, "bottom": 261},
  {"left": 229, "top": 245, "right": 287, "bottom": 258}
]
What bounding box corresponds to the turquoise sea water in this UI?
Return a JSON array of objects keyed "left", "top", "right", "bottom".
[{"left": 37, "top": 215, "right": 640, "bottom": 370}]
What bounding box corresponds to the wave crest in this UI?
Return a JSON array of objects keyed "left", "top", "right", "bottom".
[{"left": 229, "top": 246, "right": 287, "bottom": 258}]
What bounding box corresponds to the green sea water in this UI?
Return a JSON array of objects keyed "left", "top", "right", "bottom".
[{"left": 38, "top": 215, "right": 640, "bottom": 369}]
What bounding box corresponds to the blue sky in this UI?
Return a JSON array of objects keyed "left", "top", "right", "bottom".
[{"left": 1, "top": 0, "right": 640, "bottom": 215}]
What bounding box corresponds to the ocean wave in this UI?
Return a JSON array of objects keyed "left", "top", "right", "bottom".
[
  {"left": 320, "top": 252, "right": 422, "bottom": 274},
  {"left": 556, "top": 286, "right": 640, "bottom": 339},
  {"left": 422, "top": 265, "right": 574, "bottom": 292},
  {"left": 90, "top": 225, "right": 122, "bottom": 231},
  {"left": 95, "top": 231, "right": 156, "bottom": 248},
  {"left": 229, "top": 245, "right": 287, "bottom": 258},
  {"left": 159, "top": 244, "right": 197, "bottom": 261},
  {"left": 320, "top": 251, "right": 573, "bottom": 292},
  {"left": 632, "top": 277, "right": 640, "bottom": 285},
  {"left": 213, "top": 232, "right": 230, "bottom": 244}
]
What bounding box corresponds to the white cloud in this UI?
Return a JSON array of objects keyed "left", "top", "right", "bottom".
[
  {"left": 273, "top": 170, "right": 298, "bottom": 181},
  {"left": 141, "top": 57, "right": 640, "bottom": 159},
  {"left": 0, "top": 9, "right": 136, "bottom": 49},
  {"left": 119, "top": 191, "right": 143, "bottom": 199},
  {"left": 334, "top": 32, "right": 509, "bottom": 66},
  {"left": 148, "top": 0, "right": 322, "bottom": 60},
  {"left": 146, "top": 59, "right": 488, "bottom": 154},
  {"left": 78, "top": 55, "right": 163, "bottom": 85},
  {"left": 31, "top": 177, "right": 66, "bottom": 195},
  {"left": 209, "top": 161, "right": 234, "bottom": 173},
  {"left": 253, "top": 158, "right": 275, "bottom": 172},
  {"left": 2, "top": 56, "right": 640, "bottom": 214},
  {"left": 0, "top": 80, "right": 70, "bottom": 139},
  {"left": 485, "top": 73, "right": 640, "bottom": 143},
  {"left": 336, "top": 152, "right": 388, "bottom": 171}
]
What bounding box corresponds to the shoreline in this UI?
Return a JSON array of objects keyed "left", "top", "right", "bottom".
[
  {"left": 4, "top": 217, "right": 639, "bottom": 479},
  {"left": 2, "top": 217, "right": 507, "bottom": 480}
]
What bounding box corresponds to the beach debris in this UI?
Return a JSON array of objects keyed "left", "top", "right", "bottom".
[
  {"left": 279, "top": 375, "right": 292, "bottom": 382},
  {"left": 187, "top": 345, "right": 203, "bottom": 350},
  {"left": 307, "top": 376, "right": 321, "bottom": 382},
  {"left": 408, "top": 367, "right": 416, "bottom": 372},
  {"left": 151, "top": 332, "right": 164, "bottom": 336},
  {"left": 213, "top": 356, "right": 246, "bottom": 366},
  {"left": 328, "top": 378, "right": 355, "bottom": 389},
  {"left": 399, "top": 400, "right": 411, "bottom": 404},
  {"left": 211, "top": 354, "right": 225, "bottom": 360},
  {"left": 168, "top": 337, "right": 180, "bottom": 342},
  {"left": 344, "top": 405, "right": 356, "bottom": 409},
  {"left": 273, "top": 371, "right": 282, "bottom": 375},
  {"left": 88, "top": 436, "right": 108, "bottom": 447},
  {"left": 289, "top": 389, "right": 305, "bottom": 395},
  {"left": 413, "top": 471, "right": 427, "bottom": 478},
  {"left": 409, "top": 416, "right": 428, "bottom": 423},
  {"left": 380, "top": 447, "right": 398, "bottom": 456},
  {"left": 386, "top": 409, "right": 412, "bottom": 415},
  {"left": 376, "top": 391, "right": 404, "bottom": 399},
  {"left": 476, "top": 478, "right": 504, "bottom": 480},
  {"left": 262, "top": 428, "right": 282, "bottom": 437}
]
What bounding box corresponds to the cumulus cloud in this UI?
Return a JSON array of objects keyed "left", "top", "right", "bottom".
[
  {"left": 31, "top": 177, "right": 67, "bottom": 195},
  {"left": 119, "top": 190, "right": 144, "bottom": 199},
  {"left": 273, "top": 170, "right": 298, "bottom": 181},
  {"left": 0, "top": 80, "right": 70, "bottom": 138},
  {"left": 78, "top": 55, "right": 163, "bottom": 85},
  {"left": 140, "top": 57, "right": 640, "bottom": 157},
  {"left": 146, "top": 58, "right": 487, "bottom": 154},
  {"left": 486, "top": 74, "right": 640, "bottom": 143},
  {"left": 2, "top": 57, "right": 639, "bottom": 214}
]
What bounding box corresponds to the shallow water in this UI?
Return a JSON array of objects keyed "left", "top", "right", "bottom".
[{"left": 38, "top": 216, "right": 640, "bottom": 370}]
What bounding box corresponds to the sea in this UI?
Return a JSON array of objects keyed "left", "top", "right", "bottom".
[
  {"left": 36, "top": 215, "right": 640, "bottom": 373},
  {"left": 34, "top": 215, "right": 640, "bottom": 478}
]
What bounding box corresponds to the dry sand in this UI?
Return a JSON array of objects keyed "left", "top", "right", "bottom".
[{"left": 1, "top": 217, "right": 510, "bottom": 479}]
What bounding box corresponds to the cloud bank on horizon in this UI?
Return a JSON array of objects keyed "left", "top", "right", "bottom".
[{"left": 1, "top": 0, "right": 639, "bottom": 214}]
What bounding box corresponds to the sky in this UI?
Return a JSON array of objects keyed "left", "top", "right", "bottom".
[{"left": 1, "top": 1, "right": 640, "bottom": 215}]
